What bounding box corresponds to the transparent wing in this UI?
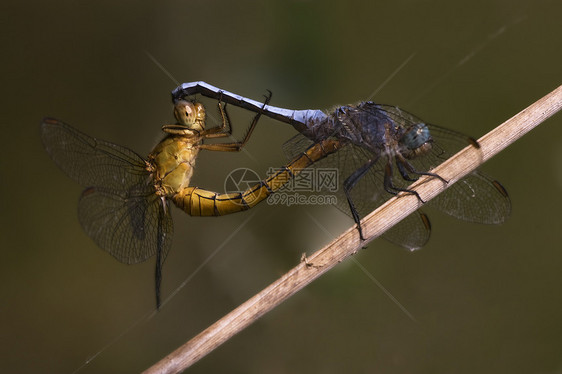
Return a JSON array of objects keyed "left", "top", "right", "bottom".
[
  {"left": 283, "top": 133, "right": 315, "bottom": 161},
  {"left": 382, "top": 211, "right": 431, "bottom": 251},
  {"left": 429, "top": 171, "right": 511, "bottom": 224},
  {"left": 78, "top": 187, "right": 173, "bottom": 264},
  {"left": 41, "top": 118, "right": 172, "bottom": 264},
  {"left": 41, "top": 117, "right": 150, "bottom": 190}
]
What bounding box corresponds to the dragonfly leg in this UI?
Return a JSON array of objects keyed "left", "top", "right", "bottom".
[
  {"left": 198, "top": 90, "right": 273, "bottom": 152},
  {"left": 384, "top": 161, "right": 425, "bottom": 203},
  {"left": 343, "top": 159, "right": 378, "bottom": 241},
  {"left": 396, "top": 155, "right": 448, "bottom": 184},
  {"left": 396, "top": 160, "right": 419, "bottom": 182},
  {"left": 198, "top": 92, "right": 234, "bottom": 138}
]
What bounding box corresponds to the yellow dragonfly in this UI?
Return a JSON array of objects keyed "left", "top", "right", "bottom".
[{"left": 41, "top": 94, "right": 340, "bottom": 308}]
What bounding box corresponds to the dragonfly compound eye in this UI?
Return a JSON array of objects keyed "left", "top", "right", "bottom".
[
  {"left": 174, "top": 101, "right": 206, "bottom": 131},
  {"left": 400, "top": 123, "right": 433, "bottom": 158}
]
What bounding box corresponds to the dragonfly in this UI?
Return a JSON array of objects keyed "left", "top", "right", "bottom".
[
  {"left": 172, "top": 81, "right": 511, "bottom": 250},
  {"left": 41, "top": 94, "right": 340, "bottom": 308}
]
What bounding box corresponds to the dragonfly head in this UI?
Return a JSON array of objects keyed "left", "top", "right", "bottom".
[
  {"left": 173, "top": 100, "right": 206, "bottom": 132},
  {"left": 399, "top": 123, "right": 433, "bottom": 159}
]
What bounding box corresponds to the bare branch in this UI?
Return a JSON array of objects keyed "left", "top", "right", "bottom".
[{"left": 143, "top": 84, "right": 562, "bottom": 374}]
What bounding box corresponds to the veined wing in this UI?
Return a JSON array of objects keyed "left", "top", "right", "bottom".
[
  {"left": 41, "top": 117, "right": 151, "bottom": 190},
  {"left": 41, "top": 118, "right": 173, "bottom": 264},
  {"left": 430, "top": 171, "right": 511, "bottom": 224},
  {"left": 78, "top": 188, "right": 173, "bottom": 264}
]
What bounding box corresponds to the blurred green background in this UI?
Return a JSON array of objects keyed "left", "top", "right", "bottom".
[{"left": 2, "top": 1, "right": 561, "bottom": 373}]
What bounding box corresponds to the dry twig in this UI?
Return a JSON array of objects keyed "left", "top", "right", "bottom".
[{"left": 143, "top": 84, "right": 562, "bottom": 374}]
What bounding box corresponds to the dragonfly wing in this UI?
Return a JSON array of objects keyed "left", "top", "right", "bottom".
[
  {"left": 429, "top": 171, "right": 511, "bottom": 224},
  {"left": 41, "top": 118, "right": 171, "bottom": 264},
  {"left": 282, "top": 133, "right": 315, "bottom": 160},
  {"left": 381, "top": 211, "right": 431, "bottom": 251},
  {"left": 41, "top": 117, "right": 151, "bottom": 190},
  {"left": 154, "top": 196, "right": 171, "bottom": 308},
  {"left": 78, "top": 187, "right": 173, "bottom": 265}
]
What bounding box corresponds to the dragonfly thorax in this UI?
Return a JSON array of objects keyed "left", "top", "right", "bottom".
[
  {"left": 149, "top": 136, "right": 200, "bottom": 197},
  {"left": 330, "top": 103, "right": 390, "bottom": 151}
]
